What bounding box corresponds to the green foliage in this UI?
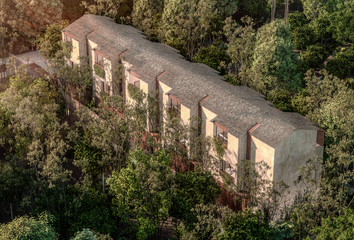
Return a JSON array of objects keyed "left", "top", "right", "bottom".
[
  {"left": 269, "top": 220, "right": 295, "bottom": 240},
  {"left": 301, "top": 43, "right": 329, "bottom": 68},
  {"left": 223, "top": 16, "right": 256, "bottom": 84},
  {"left": 74, "top": 131, "right": 102, "bottom": 179},
  {"left": 108, "top": 148, "right": 175, "bottom": 240},
  {"left": 267, "top": 88, "right": 294, "bottom": 112},
  {"left": 170, "top": 170, "right": 221, "bottom": 222},
  {"left": 212, "top": 137, "right": 226, "bottom": 161},
  {"left": 291, "top": 88, "right": 311, "bottom": 116},
  {"left": 308, "top": 16, "right": 332, "bottom": 43},
  {"left": 309, "top": 207, "right": 354, "bottom": 240},
  {"left": 71, "top": 228, "right": 114, "bottom": 240},
  {"left": 250, "top": 19, "right": 302, "bottom": 94},
  {"left": 33, "top": 185, "right": 117, "bottom": 240},
  {"left": 0, "top": 211, "right": 58, "bottom": 240},
  {"left": 38, "top": 20, "right": 70, "bottom": 60},
  {"left": 239, "top": 0, "right": 267, "bottom": 19},
  {"left": 288, "top": 11, "right": 309, "bottom": 32},
  {"left": 175, "top": 203, "right": 228, "bottom": 239},
  {"left": 291, "top": 25, "right": 316, "bottom": 50},
  {"left": 192, "top": 40, "right": 231, "bottom": 76},
  {"left": 220, "top": 207, "right": 273, "bottom": 239},
  {"left": 330, "top": 7, "right": 354, "bottom": 43},
  {"left": 131, "top": 0, "right": 164, "bottom": 40},
  {"left": 325, "top": 58, "right": 353, "bottom": 79},
  {"left": 127, "top": 83, "right": 144, "bottom": 102},
  {"left": 94, "top": 64, "right": 105, "bottom": 79}
]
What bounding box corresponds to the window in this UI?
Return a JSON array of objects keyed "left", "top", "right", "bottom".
[
  {"left": 95, "top": 52, "right": 104, "bottom": 67},
  {"left": 101, "top": 80, "right": 105, "bottom": 92},
  {"left": 169, "top": 98, "right": 181, "bottom": 117},
  {"left": 214, "top": 124, "right": 228, "bottom": 145},
  {"left": 107, "top": 84, "right": 110, "bottom": 95}
]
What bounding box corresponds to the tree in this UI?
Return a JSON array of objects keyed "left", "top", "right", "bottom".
[
  {"left": 300, "top": 0, "right": 325, "bottom": 21},
  {"left": 325, "top": 58, "right": 353, "bottom": 79},
  {"left": 158, "top": 0, "right": 217, "bottom": 61},
  {"left": 192, "top": 40, "right": 231, "bottom": 76},
  {"left": 0, "top": 211, "right": 58, "bottom": 239},
  {"left": 170, "top": 170, "right": 222, "bottom": 226},
  {"left": 37, "top": 20, "right": 70, "bottom": 60},
  {"left": 0, "top": 157, "right": 33, "bottom": 220},
  {"left": 308, "top": 15, "right": 333, "bottom": 46},
  {"left": 301, "top": 43, "right": 329, "bottom": 69},
  {"left": 108, "top": 148, "right": 175, "bottom": 240},
  {"left": 288, "top": 11, "right": 310, "bottom": 32},
  {"left": 250, "top": 19, "right": 302, "bottom": 94},
  {"left": 175, "top": 203, "right": 230, "bottom": 239},
  {"left": 239, "top": 0, "right": 268, "bottom": 19},
  {"left": 309, "top": 207, "right": 354, "bottom": 240},
  {"left": 1, "top": 0, "right": 63, "bottom": 52},
  {"left": 290, "top": 25, "right": 316, "bottom": 50},
  {"left": 81, "top": 0, "right": 125, "bottom": 20},
  {"left": 130, "top": 0, "right": 164, "bottom": 40},
  {"left": 71, "top": 228, "right": 114, "bottom": 240},
  {"left": 223, "top": 16, "right": 256, "bottom": 84}
]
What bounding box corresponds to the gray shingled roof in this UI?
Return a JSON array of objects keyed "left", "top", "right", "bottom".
[{"left": 62, "top": 14, "right": 319, "bottom": 148}]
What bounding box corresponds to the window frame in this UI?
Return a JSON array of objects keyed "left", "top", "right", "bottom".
[{"left": 64, "top": 33, "right": 73, "bottom": 51}]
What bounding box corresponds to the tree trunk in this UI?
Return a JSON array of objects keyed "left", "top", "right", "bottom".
[{"left": 284, "top": 0, "right": 289, "bottom": 26}]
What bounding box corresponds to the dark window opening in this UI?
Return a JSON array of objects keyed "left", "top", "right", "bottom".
[
  {"left": 169, "top": 98, "right": 181, "bottom": 117},
  {"left": 95, "top": 52, "right": 104, "bottom": 67},
  {"left": 214, "top": 124, "right": 228, "bottom": 145}
]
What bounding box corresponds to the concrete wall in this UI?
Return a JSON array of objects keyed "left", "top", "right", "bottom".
[{"left": 273, "top": 129, "right": 323, "bottom": 202}]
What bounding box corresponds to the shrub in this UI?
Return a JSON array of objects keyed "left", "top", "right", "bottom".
[
  {"left": 288, "top": 11, "right": 309, "bottom": 32},
  {"left": 71, "top": 228, "right": 114, "bottom": 240},
  {"left": 220, "top": 207, "right": 273, "bottom": 239},
  {"left": 301, "top": 44, "right": 329, "bottom": 68},
  {"left": 291, "top": 25, "right": 316, "bottom": 50},
  {"left": 325, "top": 58, "right": 353, "bottom": 79}
]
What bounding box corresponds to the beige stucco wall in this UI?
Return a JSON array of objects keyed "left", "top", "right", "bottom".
[
  {"left": 158, "top": 81, "right": 172, "bottom": 130},
  {"left": 251, "top": 136, "right": 275, "bottom": 181},
  {"left": 71, "top": 39, "right": 80, "bottom": 64},
  {"left": 273, "top": 129, "right": 323, "bottom": 202},
  {"left": 180, "top": 104, "right": 190, "bottom": 126}
]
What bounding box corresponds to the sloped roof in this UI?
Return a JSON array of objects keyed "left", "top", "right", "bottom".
[{"left": 62, "top": 14, "right": 319, "bottom": 148}]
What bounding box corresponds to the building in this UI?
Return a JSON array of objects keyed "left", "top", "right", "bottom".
[{"left": 62, "top": 14, "right": 324, "bottom": 207}]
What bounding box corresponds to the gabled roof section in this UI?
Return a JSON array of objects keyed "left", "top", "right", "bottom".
[{"left": 63, "top": 14, "right": 319, "bottom": 148}]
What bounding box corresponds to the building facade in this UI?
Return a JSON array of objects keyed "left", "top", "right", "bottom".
[{"left": 62, "top": 14, "right": 324, "bottom": 205}]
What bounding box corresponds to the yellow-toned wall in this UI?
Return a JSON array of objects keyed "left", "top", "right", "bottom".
[
  {"left": 201, "top": 107, "right": 217, "bottom": 137},
  {"left": 71, "top": 39, "right": 80, "bottom": 64},
  {"left": 180, "top": 104, "right": 190, "bottom": 126},
  {"left": 251, "top": 136, "right": 275, "bottom": 181}
]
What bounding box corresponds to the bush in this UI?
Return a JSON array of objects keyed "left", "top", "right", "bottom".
[
  {"left": 192, "top": 40, "right": 231, "bottom": 76},
  {"left": 301, "top": 44, "right": 329, "bottom": 68},
  {"left": 220, "top": 208, "right": 273, "bottom": 239},
  {"left": 291, "top": 25, "right": 316, "bottom": 50},
  {"left": 325, "top": 58, "right": 353, "bottom": 79},
  {"left": 288, "top": 11, "right": 309, "bottom": 32}
]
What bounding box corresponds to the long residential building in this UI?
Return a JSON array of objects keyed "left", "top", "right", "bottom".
[{"left": 62, "top": 14, "right": 324, "bottom": 205}]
